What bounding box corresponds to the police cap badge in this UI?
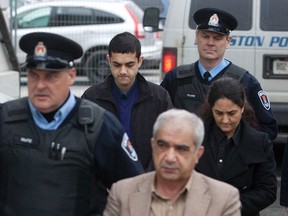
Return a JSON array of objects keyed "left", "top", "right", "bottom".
[
  {"left": 193, "top": 8, "right": 238, "bottom": 35},
  {"left": 19, "top": 32, "right": 83, "bottom": 71}
]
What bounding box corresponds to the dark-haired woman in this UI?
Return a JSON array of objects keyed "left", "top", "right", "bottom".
[{"left": 196, "top": 77, "right": 277, "bottom": 216}]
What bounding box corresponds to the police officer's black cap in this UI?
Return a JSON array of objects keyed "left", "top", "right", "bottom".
[
  {"left": 194, "top": 8, "right": 238, "bottom": 35},
  {"left": 19, "top": 32, "right": 83, "bottom": 71}
]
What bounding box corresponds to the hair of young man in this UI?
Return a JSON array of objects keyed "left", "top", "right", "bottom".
[{"left": 108, "top": 32, "right": 141, "bottom": 59}]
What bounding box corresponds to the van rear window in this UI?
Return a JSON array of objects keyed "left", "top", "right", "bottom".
[
  {"left": 260, "top": 0, "right": 288, "bottom": 31},
  {"left": 188, "top": 0, "right": 252, "bottom": 31}
]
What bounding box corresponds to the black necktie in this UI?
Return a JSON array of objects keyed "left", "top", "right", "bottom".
[{"left": 203, "top": 71, "right": 211, "bottom": 81}]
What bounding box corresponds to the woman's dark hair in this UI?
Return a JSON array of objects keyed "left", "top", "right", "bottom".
[{"left": 197, "top": 77, "right": 259, "bottom": 128}]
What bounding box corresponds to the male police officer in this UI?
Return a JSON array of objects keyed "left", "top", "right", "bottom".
[
  {"left": 0, "top": 32, "right": 143, "bottom": 216},
  {"left": 160, "top": 8, "right": 278, "bottom": 141}
]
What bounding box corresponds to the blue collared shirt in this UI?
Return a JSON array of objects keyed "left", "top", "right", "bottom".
[
  {"left": 198, "top": 59, "right": 229, "bottom": 81},
  {"left": 112, "top": 81, "right": 138, "bottom": 139},
  {"left": 28, "top": 92, "right": 76, "bottom": 130}
]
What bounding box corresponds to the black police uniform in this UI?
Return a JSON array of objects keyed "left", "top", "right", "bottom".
[
  {"left": 0, "top": 32, "right": 144, "bottom": 216},
  {"left": 160, "top": 8, "right": 278, "bottom": 141}
]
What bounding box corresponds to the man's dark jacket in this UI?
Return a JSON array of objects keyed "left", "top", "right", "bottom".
[{"left": 82, "top": 73, "right": 173, "bottom": 170}]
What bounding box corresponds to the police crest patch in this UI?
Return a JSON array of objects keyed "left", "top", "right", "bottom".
[
  {"left": 208, "top": 14, "right": 219, "bottom": 27},
  {"left": 121, "top": 133, "right": 138, "bottom": 161},
  {"left": 258, "top": 90, "right": 270, "bottom": 110},
  {"left": 33, "top": 41, "right": 47, "bottom": 61}
]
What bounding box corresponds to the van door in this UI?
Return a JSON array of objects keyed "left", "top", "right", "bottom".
[{"left": 254, "top": 0, "right": 288, "bottom": 136}]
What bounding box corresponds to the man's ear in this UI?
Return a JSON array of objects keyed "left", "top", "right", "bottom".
[
  {"left": 196, "top": 146, "right": 205, "bottom": 163},
  {"left": 226, "top": 35, "right": 232, "bottom": 49},
  {"left": 68, "top": 68, "right": 76, "bottom": 86},
  {"left": 194, "top": 30, "right": 199, "bottom": 45},
  {"left": 138, "top": 55, "right": 144, "bottom": 68},
  {"left": 151, "top": 137, "right": 155, "bottom": 148}
]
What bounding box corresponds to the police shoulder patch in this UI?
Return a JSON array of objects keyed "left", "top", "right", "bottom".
[
  {"left": 258, "top": 90, "right": 270, "bottom": 110},
  {"left": 121, "top": 133, "right": 138, "bottom": 161}
]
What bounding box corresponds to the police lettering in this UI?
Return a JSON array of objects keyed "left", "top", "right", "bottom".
[
  {"left": 231, "top": 36, "right": 264, "bottom": 47},
  {"left": 270, "top": 37, "right": 288, "bottom": 47},
  {"left": 230, "top": 35, "right": 288, "bottom": 47}
]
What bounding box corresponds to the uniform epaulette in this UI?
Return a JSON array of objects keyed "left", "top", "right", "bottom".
[
  {"left": 176, "top": 63, "right": 196, "bottom": 79},
  {"left": 225, "top": 64, "right": 247, "bottom": 81},
  {"left": 3, "top": 97, "right": 30, "bottom": 122}
]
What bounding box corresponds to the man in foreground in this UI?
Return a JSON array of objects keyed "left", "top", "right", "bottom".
[{"left": 104, "top": 109, "right": 241, "bottom": 216}]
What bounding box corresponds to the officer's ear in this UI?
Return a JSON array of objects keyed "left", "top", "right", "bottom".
[
  {"left": 68, "top": 68, "right": 76, "bottom": 86},
  {"left": 194, "top": 30, "right": 199, "bottom": 45},
  {"left": 226, "top": 35, "right": 232, "bottom": 49}
]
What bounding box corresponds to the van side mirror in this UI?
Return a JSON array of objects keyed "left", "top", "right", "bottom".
[{"left": 143, "top": 7, "right": 164, "bottom": 32}]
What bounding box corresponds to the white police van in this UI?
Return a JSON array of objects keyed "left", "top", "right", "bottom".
[{"left": 144, "top": 0, "right": 288, "bottom": 146}]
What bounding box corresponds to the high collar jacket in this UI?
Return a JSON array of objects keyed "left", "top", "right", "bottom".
[
  {"left": 82, "top": 73, "right": 172, "bottom": 170},
  {"left": 196, "top": 120, "right": 277, "bottom": 216},
  {"left": 104, "top": 171, "right": 241, "bottom": 216}
]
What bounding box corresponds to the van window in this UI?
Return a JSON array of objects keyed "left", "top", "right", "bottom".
[
  {"left": 260, "top": 0, "right": 288, "bottom": 31},
  {"left": 188, "top": 0, "right": 252, "bottom": 30}
]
